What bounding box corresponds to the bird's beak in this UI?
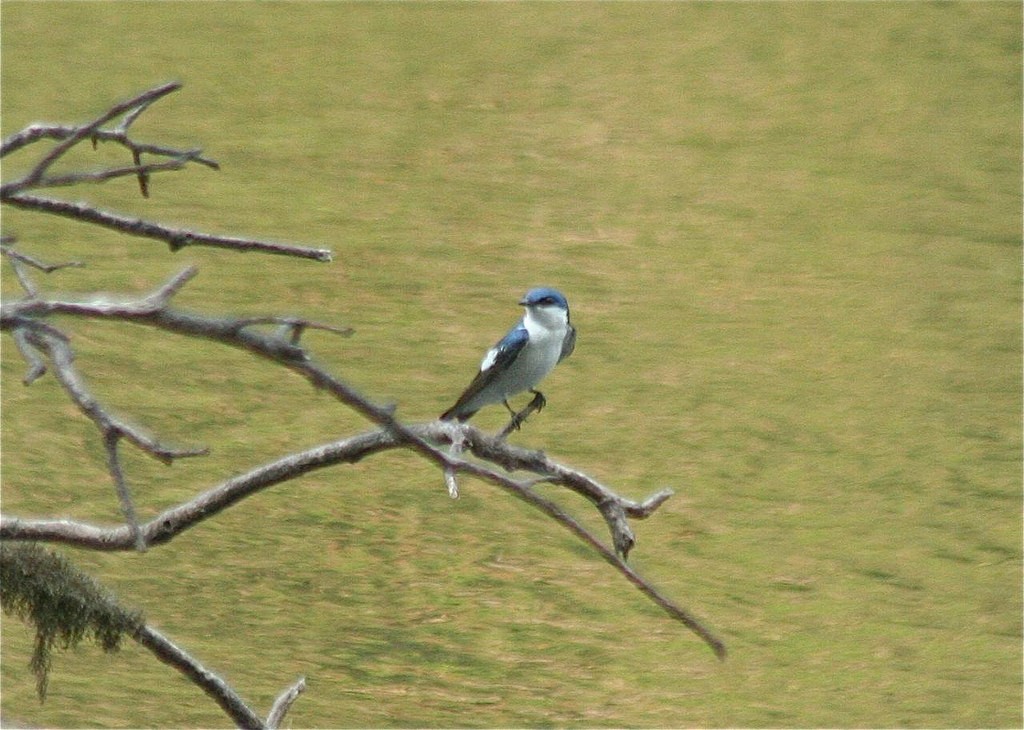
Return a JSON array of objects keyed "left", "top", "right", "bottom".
[{"left": 518, "top": 297, "right": 529, "bottom": 306}]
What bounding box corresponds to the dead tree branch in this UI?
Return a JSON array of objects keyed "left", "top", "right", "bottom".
[
  {"left": 2, "top": 194, "right": 333, "bottom": 260},
  {"left": 132, "top": 624, "right": 266, "bottom": 729},
  {"left": 265, "top": 676, "right": 308, "bottom": 730},
  {"left": 0, "top": 419, "right": 727, "bottom": 660},
  {"left": 1, "top": 237, "right": 84, "bottom": 298},
  {"left": 0, "top": 542, "right": 302, "bottom": 729},
  {"left": 1, "top": 82, "right": 332, "bottom": 261},
  {"left": 1, "top": 82, "right": 727, "bottom": 727}
]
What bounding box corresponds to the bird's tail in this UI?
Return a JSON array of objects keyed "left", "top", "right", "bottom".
[{"left": 440, "top": 407, "right": 475, "bottom": 422}]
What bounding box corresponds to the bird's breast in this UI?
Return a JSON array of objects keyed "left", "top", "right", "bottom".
[{"left": 503, "top": 322, "right": 565, "bottom": 393}]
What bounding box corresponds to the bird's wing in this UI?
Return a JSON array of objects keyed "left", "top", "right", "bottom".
[
  {"left": 442, "top": 325, "right": 529, "bottom": 420},
  {"left": 558, "top": 324, "right": 577, "bottom": 363}
]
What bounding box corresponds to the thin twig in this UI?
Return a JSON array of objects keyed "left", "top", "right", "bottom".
[
  {"left": 2, "top": 193, "right": 333, "bottom": 260},
  {"left": 1, "top": 243, "right": 84, "bottom": 297},
  {"left": 10, "top": 327, "right": 47, "bottom": 383},
  {"left": 266, "top": 677, "right": 307, "bottom": 729},
  {"left": 11, "top": 322, "right": 208, "bottom": 474},
  {"left": 133, "top": 624, "right": 265, "bottom": 729},
  {"left": 1, "top": 122, "right": 219, "bottom": 170},
  {"left": 103, "top": 431, "right": 146, "bottom": 552},
  {"left": 13, "top": 82, "right": 183, "bottom": 190},
  {"left": 12, "top": 157, "right": 197, "bottom": 192},
  {"left": 0, "top": 244, "right": 85, "bottom": 273},
  {"left": 6, "top": 256, "right": 37, "bottom": 296}
]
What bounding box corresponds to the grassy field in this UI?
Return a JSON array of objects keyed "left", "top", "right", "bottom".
[{"left": 2, "top": 2, "right": 1021, "bottom": 727}]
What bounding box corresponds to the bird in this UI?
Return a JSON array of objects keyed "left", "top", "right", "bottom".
[{"left": 441, "top": 287, "right": 576, "bottom": 428}]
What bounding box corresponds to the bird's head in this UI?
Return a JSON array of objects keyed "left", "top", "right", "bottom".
[{"left": 520, "top": 287, "right": 570, "bottom": 327}]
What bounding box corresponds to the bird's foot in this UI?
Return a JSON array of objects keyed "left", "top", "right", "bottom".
[{"left": 498, "top": 391, "right": 546, "bottom": 439}]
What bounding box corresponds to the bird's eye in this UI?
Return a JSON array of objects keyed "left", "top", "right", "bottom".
[{"left": 539, "top": 296, "right": 555, "bottom": 305}]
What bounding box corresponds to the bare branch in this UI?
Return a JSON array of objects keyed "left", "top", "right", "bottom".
[
  {"left": 14, "top": 157, "right": 197, "bottom": 192},
  {"left": 0, "top": 109, "right": 217, "bottom": 199},
  {"left": 7, "top": 82, "right": 183, "bottom": 189},
  {"left": 443, "top": 431, "right": 467, "bottom": 499},
  {"left": 19, "top": 324, "right": 207, "bottom": 464},
  {"left": 102, "top": 432, "right": 146, "bottom": 552},
  {"left": 3, "top": 264, "right": 725, "bottom": 655},
  {"left": 3, "top": 263, "right": 725, "bottom": 656},
  {"left": 1, "top": 82, "right": 331, "bottom": 261},
  {"left": 0, "top": 240, "right": 84, "bottom": 297},
  {"left": 144, "top": 264, "right": 200, "bottom": 304},
  {"left": 632, "top": 487, "right": 675, "bottom": 517},
  {"left": 0, "top": 430, "right": 405, "bottom": 550},
  {"left": 237, "top": 316, "right": 355, "bottom": 340},
  {"left": 1, "top": 193, "right": 334, "bottom": 261},
  {"left": 266, "top": 677, "right": 307, "bottom": 729},
  {"left": 477, "top": 462, "right": 727, "bottom": 661},
  {"left": 116, "top": 88, "right": 160, "bottom": 131},
  {"left": 4, "top": 316, "right": 207, "bottom": 542},
  {"left": 0, "top": 243, "right": 85, "bottom": 274},
  {"left": 2, "top": 273, "right": 444, "bottom": 481},
  {"left": 452, "top": 427, "right": 677, "bottom": 555},
  {"left": 0, "top": 82, "right": 207, "bottom": 203},
  {"left": 6, "top": 254, "right": 37, "bottom": 296},
  {"left": 1, "top": 518, "right": 136, "bottom": 549},
  {"left": 2, "top": 83, "right": 728, "bottom": 729},
  {"left": 2, "top": 123, "right": 86, "bottom": 156},
  {"left": 10, "top": 327, "right": 47, "bottom": 383},
  {"left": 2, "top": 265, "right": 358, "bottom": 555},
  {"left": 133, "top": 624, "right": 266, "bottom": 729},
  {"left": 1, "top": 421, "right": 727, "bottom": 659},
  {"left": 139, "top": 633, "right": 307, "bottom": 730},
  {"left": 2, "top": 123, "right": 220, "bottom": 170}
]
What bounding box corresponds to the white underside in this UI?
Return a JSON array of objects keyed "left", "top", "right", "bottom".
[{"left": 466, "top": 305, "right": 569, "bottom": 411}]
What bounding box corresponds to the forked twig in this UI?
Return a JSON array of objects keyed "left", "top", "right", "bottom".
[
  {"left": 133, "top": 624, "right": 266, "bottom": 729},
  {"left": 266, "top": 677, "right": 307, "bottom": 729},
  {"left": 1, "top": 241, "right": 84, "bottom": 297},
  {"left": 0, "top": 82, "right": 332, "bottom": 261},
  {"left": 3, "top": 81, "right": 183, "bottom": 191}
]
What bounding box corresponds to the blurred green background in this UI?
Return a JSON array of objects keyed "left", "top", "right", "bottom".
[{"left": 2, "top": 2, "right": 1020, "bottom": 727}]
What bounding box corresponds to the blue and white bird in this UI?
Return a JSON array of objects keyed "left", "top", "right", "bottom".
[{"left": 441, "top": 287, "right": 576, "bottom": 425}]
